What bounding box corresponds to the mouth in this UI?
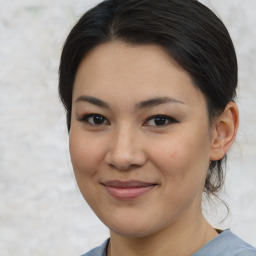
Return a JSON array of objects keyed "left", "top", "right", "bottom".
[{"left": 101, "top": 180, "right": 157, "bottom": 200}]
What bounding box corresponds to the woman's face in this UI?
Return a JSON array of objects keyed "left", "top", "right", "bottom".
[{"left": 69, "top": 42, "right": 217, "bottom": 237}]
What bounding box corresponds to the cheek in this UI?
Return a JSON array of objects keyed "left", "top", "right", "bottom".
[
  {"left": 150, "top": 131, "right": 210, "bottom": 185},
  {"left": 69, "top": 131, "right": 105, "bottom": 177},
  {"left": 69, "top": 131, "right": 108, "bottom": 207}
]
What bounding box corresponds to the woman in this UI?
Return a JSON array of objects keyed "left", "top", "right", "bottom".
[{"left": 59, "top": 0, "right": 256, "bottom": 255}]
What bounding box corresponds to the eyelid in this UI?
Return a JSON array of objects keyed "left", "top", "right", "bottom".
[
  {"left": 77, "top": 113, "right": 110, "bottom": 126},
  {"left": 77, "top": 113, "right": 178, "bottom": 127},
  {"left": 143, "top": 115, "right": 178, "bottom": 127}
]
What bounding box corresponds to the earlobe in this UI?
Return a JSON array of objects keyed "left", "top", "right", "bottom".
[{"left": 210, "top": 102, "right": 239, "bottom": 161}]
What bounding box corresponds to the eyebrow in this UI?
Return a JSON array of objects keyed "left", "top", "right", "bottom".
[
  {"left": 75, "top": 95, "right": 110, "bottom": 108},
  {"left": 75, "top": 95, "right": 185, "bottom": 109},
  {"left": 135, "top": 97, "right": 185, "bottom": 109}
]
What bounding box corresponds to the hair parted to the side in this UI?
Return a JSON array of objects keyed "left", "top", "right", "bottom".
[{"left": 59, "top": 0, "right": 238, "bottom": 200}]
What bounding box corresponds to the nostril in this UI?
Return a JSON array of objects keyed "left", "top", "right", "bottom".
[
  {"left": 104, "top": 133, "right": 147, "bottom": 170},
  {"left": 108, "top": 162, "right": 141, "bottom": 171}
]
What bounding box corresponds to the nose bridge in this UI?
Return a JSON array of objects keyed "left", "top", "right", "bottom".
[
  {"left": 114, "top": 123, "right": 134, "bottom": 150},
  {"left": 106, "top": 123, "right": 146, "bottom": 170}
]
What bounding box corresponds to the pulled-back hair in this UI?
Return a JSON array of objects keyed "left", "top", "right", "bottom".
[{"left": 59, "top": 0, "right": 238, "bottom": 198}]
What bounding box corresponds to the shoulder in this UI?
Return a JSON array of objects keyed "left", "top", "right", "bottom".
[
  {"left": 193, "top": 229, "right": 256, "bottom": 256},
  {"left": 81, "top": 239, "right": 109, "bottom": 256}
]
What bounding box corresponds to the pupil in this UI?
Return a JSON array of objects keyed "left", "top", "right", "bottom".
[
  {"left": 93, "top": 115, "right": 104, "bottom": 124},
  {"left": 154, "top": 117, "right": 166, "bottom": 126}
]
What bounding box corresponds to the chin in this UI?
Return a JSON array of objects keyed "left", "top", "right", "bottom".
[
  {"left": 105, "top": 215, "right": 171, "bottom": 239},
  {"left": 110, "top": 225, "right": 154, "bottom": 238}
]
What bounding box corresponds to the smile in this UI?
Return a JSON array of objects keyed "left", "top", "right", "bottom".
[{"left": 102, "top": 180, "right": 157, "bottom": 200}]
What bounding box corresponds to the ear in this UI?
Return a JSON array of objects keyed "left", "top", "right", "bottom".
[{"left": 210, "top": 101, "right": 239, "bottom": 161}]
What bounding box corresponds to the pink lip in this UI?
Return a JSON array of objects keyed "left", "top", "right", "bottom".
[{"left": 102, "top": 180, "right": 157, "bottom": 200}]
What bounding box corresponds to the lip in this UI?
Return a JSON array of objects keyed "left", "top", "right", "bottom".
[{"left": 102, "top": 180, "right": 157, "bottom": 200}]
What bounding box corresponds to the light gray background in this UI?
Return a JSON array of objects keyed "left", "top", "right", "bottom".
[{"left": 1, "top": 0, "right": 256, "bottom": 255}]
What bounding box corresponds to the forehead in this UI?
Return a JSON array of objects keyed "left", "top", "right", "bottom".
[{"left": 73, "top": 41, "right": 206, "bottom": 108}]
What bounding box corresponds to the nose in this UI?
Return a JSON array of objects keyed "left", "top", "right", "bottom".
[{"left": 105, "top": 126, "right": 147, "bottom": 171}]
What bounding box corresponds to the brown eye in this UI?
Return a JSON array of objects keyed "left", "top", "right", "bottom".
[
  {"left": 81, "top": 114, "right": 109, "bottom": 125},
  {"left": 153, "top": 116, "right": 168, "bottom": 126},
  {"left": 145, "top": 115, "right": 178, "bottom": 127}
]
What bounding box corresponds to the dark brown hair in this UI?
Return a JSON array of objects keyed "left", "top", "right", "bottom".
[{"left": 59, "top": 0, "right": 237, "bottom": 198}]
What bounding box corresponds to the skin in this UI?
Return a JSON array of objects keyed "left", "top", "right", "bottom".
[{"left": 69, "top": 41, "right": 239, "bottom": 256}]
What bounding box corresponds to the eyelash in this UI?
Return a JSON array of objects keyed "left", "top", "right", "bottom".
[
  {"left": 144, "top": 115, "right": 178, "bottom": 127},
  {"left": 78, "top": 114, "right": 110, "bottom": 126},
  {"left": 78, "top": 114, "right": 178, "bottom": 127}
]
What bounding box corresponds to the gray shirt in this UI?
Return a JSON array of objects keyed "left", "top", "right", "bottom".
[{"left": 81, "top": 229, "right": 256, "bottom": 256}]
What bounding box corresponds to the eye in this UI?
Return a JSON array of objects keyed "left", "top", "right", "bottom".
[
  {"left": 79, "top": 114, "right": 109, "bottom": 125},
  {"left": 144, "top": 115, "right": 178, "bottom": 127}
]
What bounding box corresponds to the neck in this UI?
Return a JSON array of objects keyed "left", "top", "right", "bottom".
[{"left": 108, "top": 213, "right": 218, "bottom": 256}]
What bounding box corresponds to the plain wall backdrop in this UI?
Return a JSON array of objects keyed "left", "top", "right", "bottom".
[{"left": 1, "top": 0, "right": 256, "bottom": 255}]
